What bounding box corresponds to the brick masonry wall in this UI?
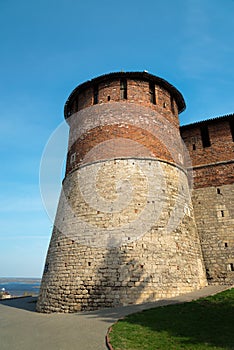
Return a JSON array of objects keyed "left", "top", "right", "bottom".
[
  {"left": 180, "top": 118, "right": 234, "bottom": 188},
  {"left": 66, "top": 102, "right": 187, "bottom": 176},
  {"left": 180, "top": 119, "right": 233, "bottom": 166},
  {"left": 68, "top": 77, "right": 179, "bottom": 127},
  {"left": 191, "top": 162, "right": 234, "bottom": 188},
  {"left": 37, "top": 159, "right": 207, "bottom": 313}
]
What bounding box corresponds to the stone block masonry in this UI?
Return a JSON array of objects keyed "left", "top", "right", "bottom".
[
  {"left": 192, "top": 184, "right": 234, "bottom": 284},
  {"left": 37, "top": 159, "right": 207, "bottom": 312}
]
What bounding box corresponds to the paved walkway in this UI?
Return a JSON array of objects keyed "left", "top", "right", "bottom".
[{"left": 0, "top": 285, "right": 232, "bottom": 350}]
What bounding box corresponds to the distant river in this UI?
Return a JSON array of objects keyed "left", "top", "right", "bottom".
[{"left": 0, "top": 278, "right": 41, "bottom": 297}]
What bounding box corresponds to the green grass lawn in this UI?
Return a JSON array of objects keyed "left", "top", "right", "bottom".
[{"left": 109, "top": 288, "right": 234, "bottom": 350}]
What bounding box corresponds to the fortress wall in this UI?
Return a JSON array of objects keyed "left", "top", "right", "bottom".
[
  {"left": 180, "top": 118, "right": 233, "bottom": 167},
  {"left": 181, "top": 115, "right": 234, "bottom": 285}
]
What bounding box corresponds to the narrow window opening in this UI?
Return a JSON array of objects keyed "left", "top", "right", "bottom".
[
  {"left": 229, "top": 119, "right": 234, "bottom": 141},
  {"left": 200, "top": 125, "right": 211, "bottom": 147},
  {"left": 120, "top": 79, "right": 127, "bottom": 99},
  {"left": 221, "top": 210, "right": 225, "bottom": 217},
  {"left": 225, "top": 242, "right": 228, "bottom": 248},
  {"left": 70, "top": 152, "right": 76, "bottom": 164},
  {"left": 88, "top": 262, "right": 91, "bottom": 266},
  {"left": 228, "top": 263, "right": 234, "bottom": 271},
  {"left": 217, "top": 188, "right": 221, "bottom": 194},
  {"left": 44, "top": 263, "right": 49, "bottom": 273},
  {"left": 93, "top": 85, "right": 99, "bottom": 104},
  {"left": 192, "top": 144, "right": 196, "bottom": 150},
  {"left": 149, "top": 82, "right": 156, "bottom": 104},
  {"left": 107, "top": 95, "right": 110, "bottom": 101}
]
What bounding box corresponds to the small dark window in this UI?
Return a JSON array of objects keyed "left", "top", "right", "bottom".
[
  {"left": 107, "top": 95, "right": 110, "bottom": 101},
  {"left": 120, "top": 79, "right": 127, "bottom": 99},
  {"left": 149, "top": 82, "right": 156, "bottom": 104},
  {"left": 44, "top": 263, "right": 49, "bottom": 274},
  {"left": 221, "top": 210, "right": 225, "bottom": 217},
  {"left": 225, "top": 242, "right": 228, "bottom": 248},
  {"left": 88, "top": 262, "right": 91, "bottom": 266},
  {"left": 70, "top": 152, "right": 76, "bottom": 164},
  {"left": 93, "top": 85, "right": 99, "bottom": 104},
  {"left": 192, "top": 144, "right": 196, "bottom": 150},
  {"left": 217, "top": 188, "right": 221, "bottom": 194},
  {"left": 200, "top": 125, "right": 211, "bottom": 148},
  {"left": 229, "top": 263, "right": 234, "bottom": 271},
  {"left": 229, "top": 119, "right": 234, "bottom": 141}
]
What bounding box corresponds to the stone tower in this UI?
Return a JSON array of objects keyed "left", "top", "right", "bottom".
[{"left": 37, "top": 72, "right": 207, "bottom": 313}]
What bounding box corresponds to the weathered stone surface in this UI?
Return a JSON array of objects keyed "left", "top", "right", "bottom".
[{"left": 37, "top": 158, "right": 207, "bottom": 313}]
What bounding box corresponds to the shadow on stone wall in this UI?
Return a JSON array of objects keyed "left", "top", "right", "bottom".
[{"left": 81, "top": 241, "right": 151, "bottom": 311}]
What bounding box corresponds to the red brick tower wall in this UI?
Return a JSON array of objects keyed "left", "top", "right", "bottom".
[{"left": 65, "top": 72, "right": 184, "bottom": 176}]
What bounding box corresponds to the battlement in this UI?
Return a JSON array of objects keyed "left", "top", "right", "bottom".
[{"left": 64, "top": 72, "right": 185, "bottom": 128}]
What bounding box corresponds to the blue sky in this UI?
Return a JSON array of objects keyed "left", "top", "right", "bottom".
[{"left": 0, "top": 0, "right": 234, "bottom": 277}]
